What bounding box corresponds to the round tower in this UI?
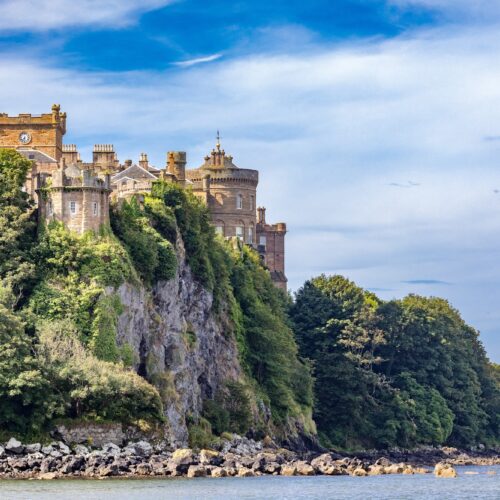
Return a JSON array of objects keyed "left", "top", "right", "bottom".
[{"left": 185, "top": 135, "right": 258, "bottom": 244}]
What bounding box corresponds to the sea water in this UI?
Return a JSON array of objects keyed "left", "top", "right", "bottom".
[{"left": 0, "top": 465, "right": 498, "bottom": 500}]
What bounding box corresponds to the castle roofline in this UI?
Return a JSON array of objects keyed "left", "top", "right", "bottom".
[
  {"left": 112, "top": 163, "right": 157, "bottom": 182},
  {"left": 16, "top": 148, "right": 57, "bottom": 163}
]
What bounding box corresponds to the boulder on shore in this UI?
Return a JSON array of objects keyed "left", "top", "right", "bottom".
[
  {"left": 6, "top": 438, "right": 24, "bottom": 454},
  {"left": 434, "top": 462, "right": 457, "bottom": 478}
]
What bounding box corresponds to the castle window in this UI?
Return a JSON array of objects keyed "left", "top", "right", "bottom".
[
  {"left": 70, "top": 201, "right": 76, "bottom": 215},
  {"left": 236, "top": 226, "right": 244, "bottom": 240},
  {"left": 259, "top": 235, "right": 267, "bottom": 248},
  {"left": 93, "top": 202, "right": 99, "bottom": 216},
  {"left": 250, "top": 195, "right": 255, "bottom": 211},
  {"left": 236, "top": 193, "right": 243, "bottom": 210},
  {"left": 247, "top": 226, "right": 254, "bottom": 244},
  {"left": 47, "top": 200, "right": 53, "bottom": 215}
]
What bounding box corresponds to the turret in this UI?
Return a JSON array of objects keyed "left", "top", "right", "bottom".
[{"left": 167, "top": 151, "right": 186, "bottom": 182}]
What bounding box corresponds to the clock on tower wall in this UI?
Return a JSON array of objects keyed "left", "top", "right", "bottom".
[
  {"left": 19, "top": 132, "right": 32, "bottom": 145},
  {"left": 0, "top": 105, "right": 66, "bottom": 161}
]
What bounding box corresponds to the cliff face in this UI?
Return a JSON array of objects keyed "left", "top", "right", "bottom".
[{"left": 115, "top": 236, "right": 241, "bottom": 447}]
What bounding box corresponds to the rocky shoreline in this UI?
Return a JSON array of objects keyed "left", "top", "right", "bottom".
[{"left": 0, "top": 436, "right": 498, "bottom": 480}]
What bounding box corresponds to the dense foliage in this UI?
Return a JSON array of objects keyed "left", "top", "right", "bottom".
[
  {"left": 1, "top": 149, "right": 497, "bottom": 450},
  {"left": 0, "top": 152, "right": 313, "bottom": 441},
  {"left": 0, "top": 150, "right": 164, "bottom": 435},
  {"left": 291, "top": 275, "right": 500, "bottom": 449}
]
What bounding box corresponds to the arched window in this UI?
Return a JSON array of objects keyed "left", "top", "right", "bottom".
[
  {"left": 235, "top": 224, "right": 244, "bottom": 240},
  {"left": 236, "top": 193, "right": 243, "bottom": 210}
]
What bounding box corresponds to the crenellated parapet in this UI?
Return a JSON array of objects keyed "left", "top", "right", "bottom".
[
  {"left": 0, "top": 104, "right": 66, "bottom": 161},
  {"left": 36, "top": 160, "right": 111, "bottom": 234},
  {"left": 1, "top": 108, "right": 288, "bottom": 289}
]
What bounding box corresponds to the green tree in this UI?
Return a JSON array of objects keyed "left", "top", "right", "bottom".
[
  {"left": 0, "top": 149, "right": 37, "bottom": 304},
  {"left": 0, "top": 287, "right": 61, "bottom": 433}
]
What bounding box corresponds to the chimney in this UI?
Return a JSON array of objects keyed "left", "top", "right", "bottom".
[
  {"left": 257, "top": 207, "right": 266, "bottom": 224},
  {"left": 139, "top": 153, "right": 149, "bottom": 170}
]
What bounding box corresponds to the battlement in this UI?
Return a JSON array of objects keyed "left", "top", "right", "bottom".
[
  {"left": 0, "top": 104, "right": 66, "bottom": 130},
  {"left": 62, "top": 144, "right": 78, "bottom": 152},
  {"left": 93, "top": 144, "right": 115, "bottom": 152}
]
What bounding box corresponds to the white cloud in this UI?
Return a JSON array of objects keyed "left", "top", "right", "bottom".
[
  {"left": 0, "top": 0, "right": 172, "bottom": 31},
  {"left": 0, "top": 25, "right": 500, "bottom": 359},
  {"left": 173, "top": 54, "right": 223, "bottom": 68}
]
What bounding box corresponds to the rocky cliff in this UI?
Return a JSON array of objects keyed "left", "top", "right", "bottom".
[{"left": 115, "top": 234, "right": 241, "bottom": 447}]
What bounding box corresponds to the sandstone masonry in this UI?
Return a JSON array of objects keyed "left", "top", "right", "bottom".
[{"left": 0, "top": 106, "right": 287, "bottom": 289}]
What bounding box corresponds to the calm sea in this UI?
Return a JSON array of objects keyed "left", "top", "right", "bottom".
[{"left": 0, "top": 465, "right": 498, "bottom": 500}]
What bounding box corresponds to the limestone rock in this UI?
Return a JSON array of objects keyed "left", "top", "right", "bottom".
[
  {"left": 39, "top": 472, "right": 58, "bottom": 480},
  {"left": 25, "top": 443, "right": 41, "bottom": 454},
  {"left": 211, "top": 467, "right": 227, "bottom": 478},
  {"left": 99, "top": 464, "right": 119, "bottom": 477},
  {"left": 434, "top": 463, "right": 457, "bottom": 478},
  {"left": 296, "top": 461, "right": 315, "bottom": 476},
  {"left": 5, "top": 437, "right": 24, "bottom": 454},
  {"left": 135, "top": 463, "right": 153, "bottom": 475},
  {"left": 130, "top": 440, "right": 153, "bottom": 457},
  {"left": 57, "top": 442, "right": 71, "bottom": 455},
  {"left": 74, "top": 444, "right": 89, "bottom": 455},
  {"left": 199, "top": 449, "right": 220, "bottom": 465},
  {"left": 237, "top": 467, "right": 255, "bottom": 477},
  {"left": 352, "top": 468, "right": 368, "bottom": 477},
  {"left": 281, "top": 465, "right": 297, "bottom": 476},
  {"left": 0, "top": 445, "right": 5, "bottom": 458},
  {"left": 368, "top": 465, "right": 386, "bottom": 476},
  {"left": 311, "top": 453, "right": 333, "bottom": 469},
  {"left": 171, "top": 448, "right": 194, "bottom": 465},
  {"left": 187, "top": 465, "right": 207, "bottom": 478}
]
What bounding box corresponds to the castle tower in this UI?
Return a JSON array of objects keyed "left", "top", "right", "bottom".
[
  {"left": 0, "top": 104, "right": 66, "bottom": 161},
  {"left": 185, "top": 135, "right": 258, "bottom": 244},
  {"left": 93, "top": 144, "right": 119, "bottom": 172},
  {"left": 62, "top": 144, "right": 80, "bottom": 165},
  {"left": 256, "top": 208, "right": 287, "bottom": 291},
  {"left": 167, "top": 151, "right": 187, "bottom": 183},
  {"left": 36, "top": 161, "right": 111, "bottom": 234}
]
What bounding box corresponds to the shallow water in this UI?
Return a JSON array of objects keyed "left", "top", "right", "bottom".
[{"left": 0, "top": 465, "right": 498, "bottom": 500}]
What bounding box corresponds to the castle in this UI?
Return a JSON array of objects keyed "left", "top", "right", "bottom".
[{"left": 0, "top": 105, "right": 287, "bottom": 290}]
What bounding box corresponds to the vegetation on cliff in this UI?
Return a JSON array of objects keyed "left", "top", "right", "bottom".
[
  {"left": 290, "top": 275, "right": 500, "bottom": 449},
  {"left": 0, "top": 150, "right": 313, "bottom": 442},
  {"left": 0, "top": 149, "right": 498, "bottom": 450}
]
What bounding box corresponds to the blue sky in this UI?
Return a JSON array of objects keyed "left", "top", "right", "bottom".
[{"left": 1, "top": 0, "right": 500, "bottom": 361}]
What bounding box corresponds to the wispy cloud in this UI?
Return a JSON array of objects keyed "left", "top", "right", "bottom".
[
  {"left": 173, "top": 54, "right": 223, "bottom": 68},
  {"left": 388, "top": 180, "right": 420, "bottom": 188},
  {"left": 0, "top": 22, "right": 500, "bottom": 358},
  {"left": 0, "top": 0, "right": 172, "bottom": 31},
  {"left": 402, "top": 280, "right": 451, "bottom": 285}
]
